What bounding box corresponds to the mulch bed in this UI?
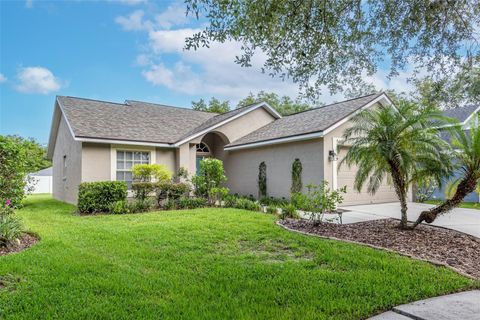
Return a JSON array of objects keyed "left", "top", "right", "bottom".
[
  {"left": 0, "top": 233, "right": 39, "bottom": 256},
  {"left": 279, "top": 218, "right": 480, "bottom": 279}
]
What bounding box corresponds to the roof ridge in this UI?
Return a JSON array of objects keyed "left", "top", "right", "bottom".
[
  {"left": 57, "top": 95, "right": 127, "bottom": 106},
  {"left": 284, "top": 92, "right": 382, "bottom": 117},
  {"left": 125, "top": 99, "right": 218, "bottom": 115}
]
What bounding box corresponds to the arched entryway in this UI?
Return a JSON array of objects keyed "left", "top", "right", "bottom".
[{"left": 195, "top": 131, "right": 230, "bottom": 174}]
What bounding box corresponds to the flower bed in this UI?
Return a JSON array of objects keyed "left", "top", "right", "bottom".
[{"left": 279, "top": 218, "right": 480, "bottom": 279}]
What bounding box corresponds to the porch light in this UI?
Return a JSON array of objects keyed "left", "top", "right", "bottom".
[{"left": 328, "top": 150, "right": 338, "bottom": 161}]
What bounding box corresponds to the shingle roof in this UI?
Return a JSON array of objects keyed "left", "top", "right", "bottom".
[
  {"left": 58, "top": 96, "right": 216, "bottom": 144},
  {"left": 30, "top": 167, "right": 52, "bottom": 176},
  {"left": 227, "top": 92, "right": 385, "bottom": 147},
  {"left": 442, "top": 105, "right": 479, "bottom": 123}
]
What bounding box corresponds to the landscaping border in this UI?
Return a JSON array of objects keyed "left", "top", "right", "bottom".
[{"left": 276, "top": 220, "right": 477, "bottom": 280}]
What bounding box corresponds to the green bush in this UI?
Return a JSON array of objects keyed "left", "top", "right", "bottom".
[
  {"left": 223, "top": 195, "right": 238, "bottom": 208},
  {"left": 176, "top": 197, "right": 207, "bottom": 209},
  {"left": 109, "top": 200, "right": 130, "bottom": 215},
  {"left": 291, "top": 192, "right": 309, "bottom": 210},
  {"left": 132, "top": 164, "right": 172, "bottom": 182},
  {"left": 128, "top": 198, "right": 154, "bottom": 213},
  {"left": 131, "top": 182, "right": 156, "bottom": 201},
  {"left": 266, "top": 205, "right": 277, "bottom": 214},
  {"left": 156, "top": 181, "right": 191, "bottom": 204},
  {"left": 77, "top": 181, "right": 128, "bottom": 214},
  {"left": 0, "top": 214, "right": 23, "bottom": 246},
  {"left": 192, "top": 158, "right": 227, "bottom": 199},
  {"left": 280, "top": 203, "right": 299, "bottom": 220},
  {"left": 234, "top": 198, "right": 260, "bottom": 211}
]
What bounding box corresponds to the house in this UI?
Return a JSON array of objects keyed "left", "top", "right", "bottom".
[
  {"left": 430, "top": 104, "right": 480, "bottom": 202},
  {"left": 26, "top": 167, "right": 53, "bottom": 194},
  {"left": 46, "top": 92, "right": 405, "bottom": 205}
]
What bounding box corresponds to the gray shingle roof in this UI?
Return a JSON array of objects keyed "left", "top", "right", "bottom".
[
  {"left": 227, "top": 92, "right": 385, "bottom": 147},
  {"left": 442, "top": 105, "right": 479, "bottom": 123},
  {"left": 30, "top": 167, "right": 52, "bottom": 176},
  {"left": 177, "top": 102, "right": 269, "bottom": 142},
  {"left": 58, "top": 96, "right": 216, "bottom": 144}
]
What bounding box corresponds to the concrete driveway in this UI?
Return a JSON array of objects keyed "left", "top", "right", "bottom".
[{"left": 339, "top": 202, "right": 480, "bottom": 238}]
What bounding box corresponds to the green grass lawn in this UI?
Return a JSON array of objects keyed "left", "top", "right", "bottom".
[
  {"left": 0, "top": 195, "right": 477, "bottom": 319},
  {"left": 425, "top": 200, "right": 480, "bottom": 210}
]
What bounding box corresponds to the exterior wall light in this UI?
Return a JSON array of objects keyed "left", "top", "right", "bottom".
[{"left": 328, "top": 150, "right": 338, "bottom": 161}]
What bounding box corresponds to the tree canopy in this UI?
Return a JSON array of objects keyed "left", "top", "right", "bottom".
[
  {"left": 237, "top": 91, "right": 311, "bottom": 115},
  {"left": 185, "top": 0, "right": 479, "bottom": 98},
  {"left": 192, "top": 97, "right": 231, "bottom": 113}
]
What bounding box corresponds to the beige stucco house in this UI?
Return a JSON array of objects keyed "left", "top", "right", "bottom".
[{"left": 47, "top": 92, "right": 404, "bottom": 205}]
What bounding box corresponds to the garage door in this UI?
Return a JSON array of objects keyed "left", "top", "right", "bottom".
[{"left": 337, "top": 146, "right": 398, "bottom": 206}]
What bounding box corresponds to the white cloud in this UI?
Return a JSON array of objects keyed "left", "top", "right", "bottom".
[
  {"left": 25, "top": 0, "right": 33, "bottom": 9},
  {"left": 0, "top": 73, "right": 6, "bottom": 83},
  {"left": 154, "top": 3, "right": 188, "bottom": 29},
  {"left": 119, "top": 4, "right": 426, "bottom": 104},
  {"left": 16, "top": 67, "right": 62, "bottom": 94},
  {"left": 115, "top": 10, "right": 152, "bottom": 31}
]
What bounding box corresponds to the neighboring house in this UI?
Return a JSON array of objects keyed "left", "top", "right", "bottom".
[
  {"left": 46, "top": 92, "right": 406, "bottom": 205},
  {"left": 429, "top": 104, "right": 480, "bottom": 202},
  {"left": 26, "top": 167, "right": 53, "bottom": 194}
]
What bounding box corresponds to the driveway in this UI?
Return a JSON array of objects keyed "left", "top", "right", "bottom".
[{"left": 339, "top": 202, "right": 480, "bottom": 238}]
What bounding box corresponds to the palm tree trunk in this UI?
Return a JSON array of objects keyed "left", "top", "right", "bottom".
[
  {"left": 388, "top": 161, "right": 409, "bottom": 229},
  {"left": 413, "top": 172, "right": 478, "bottom": 227}
]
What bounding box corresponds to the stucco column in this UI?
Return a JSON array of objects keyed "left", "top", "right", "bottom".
[{"left": 176, "top": 142, "right": 197, "bottom": 176}]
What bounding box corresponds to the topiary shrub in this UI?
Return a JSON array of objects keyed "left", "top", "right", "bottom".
[
  {"left": 258, "top": 161, "right": 267, "bottom": 198},
  {"left": 291, "top": 158, "right": 302, "bottom": 194},
  {"left": 77, "top": 181, "right": 127, "bottom": 214}
]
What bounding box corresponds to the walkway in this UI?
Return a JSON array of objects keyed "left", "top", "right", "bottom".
[
  {"left": 369, "top": 290, "right": 480, "bottom": 320},
  {"left": 339, "top": 202, "right": 480, "bottom": 237}
]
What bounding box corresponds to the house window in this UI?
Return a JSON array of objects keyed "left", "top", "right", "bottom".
[
  {"left": 116, "top": 150, "right": 150, "bottom": 188},
  {"left": 62, "top": 155, "right": 67, "bottom": 180},
  {"left": 196, "top": 142, "right": 210, "bottom": 154}
]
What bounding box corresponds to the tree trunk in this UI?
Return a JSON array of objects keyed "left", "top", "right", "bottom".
[
  {"left": 413, "top": 172, "right": 478, "bottom": 227},
  {"left": 388, "top": 161, "right": 409, "bottom": 229}
]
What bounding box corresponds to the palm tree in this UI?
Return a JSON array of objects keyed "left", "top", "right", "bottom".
[
  {"left": 414, "top": 124, "right": 480, "bottom": 226},
  {"left": 341, "top": 100, "right": 453, "bottom": 229}
]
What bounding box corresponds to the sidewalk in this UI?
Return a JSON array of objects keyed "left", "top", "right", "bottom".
[{"left": 369, "top": 290, "right": 480, "bottom": 320}]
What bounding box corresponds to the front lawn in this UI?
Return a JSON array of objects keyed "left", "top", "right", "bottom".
[
  {"left": 0, "top": 196, "right": 476, "bottom": 319},
  {"left": 425, "top": 200, "right": 480, "bottom": 210}
]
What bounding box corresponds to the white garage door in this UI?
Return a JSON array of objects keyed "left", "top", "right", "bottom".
[{"left": 337, "top": 146, "right": 398, "bottom": 206}]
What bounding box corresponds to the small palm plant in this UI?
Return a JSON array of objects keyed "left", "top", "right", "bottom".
[
  {"left": 414, "top": 124, "right": 480, "bottom": 225},
  {"left": 341, "top": 100, "right": 453, "bottom": 229}
]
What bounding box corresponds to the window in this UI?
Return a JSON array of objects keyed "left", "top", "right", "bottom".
[
  {"left": 196, "top": 142, "right": 210, "bottom": 154},
  {"left": 62, "top": 155, "right": 67, "bottom": 180},
  {"left": 116, "top": 150, "right": 150, "bottom": 188}
]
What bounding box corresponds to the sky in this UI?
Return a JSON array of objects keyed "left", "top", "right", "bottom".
[{"left": 0, "top": 0, "right": 418, "bottom": 144}]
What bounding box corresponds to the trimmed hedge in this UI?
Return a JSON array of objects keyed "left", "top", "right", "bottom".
[{"left": 78, "top": 181, "right": 127, "bottom": 214}]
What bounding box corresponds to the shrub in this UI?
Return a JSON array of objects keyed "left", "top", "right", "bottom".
[
  {"left": 291, "top": 158, "right": 303, "bottom": 194},
  {"left": 223, "top": 194, "right": 238, "bottom": 208},
  {"left": 0, "top": 214, "right": 23, "bottom": 246},
  {"left": 259, "top": 196, "right": 289, "bottom": 207},
  {"left": 280, "top": 203, "right": 299, "bottom": 220},
  {"left": 109, "top": 200, "right": 130, "bottom": 215},
  {"left": 163, "top": 199, "right": 177, "bottom": 210},
  {"left": 258, "top": 161, "right": 267, "bottom": 198},
  {"left": 266, "top": 205, "right": 277, "bottom": 214},
  {"left": 209, "top": 187, "right": 229, "bottom": 205},
  {"left": 77, "top": 181, "right": 127, "bottom": 214},
  {"left": 0, "top": 200, "right": 15, "bottom": 216},
  {"left": 132, "top": 164, "right": 172, "bottom": 182},
  {"left": 128, "top": 198, "right": 154, "bottom": 213},
  {"left": 131, "top": 182, "right": 156, "bottom": 201},
  {"left": 156, "top": 181, "right": 191, "bottom": 204},
  {"left": 234, "top": 198, "right": 260, "bottom": 211},
  {"left": 176, "top": 197, "right": 207, "bottom": 209},
  {"left": 291, "top": 192, "right": 309, "bottom": 210},
  {"left": 192, "top": 158, "right": 227, "bottom": 198}
]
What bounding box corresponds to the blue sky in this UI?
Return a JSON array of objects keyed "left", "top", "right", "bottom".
[{"left": 0, "top": 0, "right": 414, "bottom": 144}]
